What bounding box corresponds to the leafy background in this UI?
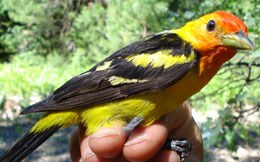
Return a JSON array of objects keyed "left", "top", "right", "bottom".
[{"left": 0, "top": 0, "right": 259, "bottom": 161}]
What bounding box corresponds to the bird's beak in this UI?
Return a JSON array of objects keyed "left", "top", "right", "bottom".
[{"left": 222, "top": 30, "right": 254, "bottom": 50}]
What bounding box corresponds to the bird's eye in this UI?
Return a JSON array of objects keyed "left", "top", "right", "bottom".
[{"left": 206, "top": 20, "right": 216, "bottom": 31}]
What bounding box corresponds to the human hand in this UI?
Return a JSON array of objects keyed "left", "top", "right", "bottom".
[{"left": 69, "top": 101, "right": 203, "bottom": 162}]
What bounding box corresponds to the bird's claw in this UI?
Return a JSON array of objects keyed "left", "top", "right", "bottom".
[{"left": 162, "top": 138, "right": 192, "bottom": 161}]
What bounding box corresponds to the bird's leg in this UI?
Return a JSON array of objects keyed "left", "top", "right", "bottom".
[
  {"left": 162, "top": 138, "right": 192, "bottom": 161},
  {"left": 123, "top": 116, "right": 144, "bottom": 134}
]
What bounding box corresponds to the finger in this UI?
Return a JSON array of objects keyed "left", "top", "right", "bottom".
[
  {"left": 150, "top": 150, "right": 180, "bottom": 162},
  {"left": 79, "top": 125, "right": 117, "bottom": 162},
  {"left": 181, "top": 118, "right": 203, "bottom": 162},
  {"left": 123, "top": 121, "right": 168, "bottom": 162},
  {"left": 148, "top": 101, "right": 202, "bottom": 162},
  {"left": 122, "top": 102, "right": 190, "bottom": 161},
  {"left": 168, "top": 118, "right": 203, "bottom": 162},
  {"left": 161, "top": 102, "right": 192, "bottom": 132},
  {"left": 113, "top": 155, "right": 129, "bottom": 162},
  {"left": 163, "top": 102, "right": 203, "bottom": 162},
  {"left": 88, "top": 124, "right": 127, "bottom": 158},
  {"left": 70, "top": 129, "right": 81, "bottom": 162},
  {"left": 78, "top": 125, "right": 96, "bottom": 161}
]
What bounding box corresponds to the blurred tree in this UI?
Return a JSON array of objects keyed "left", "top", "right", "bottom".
[
  {"left": 0, "top": 7, "right": 19, "bottom": 61},
  {"left": 0, "top": 0, "right": 172, "bottom": 63},
  {"left": 68, "top": 0, "right": 171, "bottom": 65}
]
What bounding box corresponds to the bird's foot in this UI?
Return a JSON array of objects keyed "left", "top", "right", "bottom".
[
  {"left": 163, "top": 138, "right": 192, "bottom": 161},
  {"left": 123, "top": 117, "right": 144, "bottom": 134}
]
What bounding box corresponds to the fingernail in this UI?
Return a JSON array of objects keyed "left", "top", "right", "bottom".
[
  {"left": 124, "top": 133, "right": 149, "bottom": 146},
  {"left": 169, "top": 151, "right": 181, "bottom": 162},
  {"left": 83, "top": 146, "right": 95, "bottom": 159},
  {"left": 90, "top": 128, "right": 120, "bottom": 139},
  {"left": 177, "top": 155, "right": 181, "bottom": 162}
]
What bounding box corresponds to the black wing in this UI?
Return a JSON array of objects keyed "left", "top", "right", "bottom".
[{"left": 21, "top": 32, "right": 199, "bottom": 114}]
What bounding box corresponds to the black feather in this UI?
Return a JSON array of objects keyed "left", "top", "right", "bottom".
[{"left": 21, "top": 32, "right": 199, "bottom": 114}]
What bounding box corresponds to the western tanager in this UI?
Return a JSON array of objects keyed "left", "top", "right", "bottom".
[{"left": 0, "top": 11, "right": 254, "bottom": 162}]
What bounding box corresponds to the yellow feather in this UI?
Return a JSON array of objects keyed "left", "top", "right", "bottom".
[
  {"left": 126, "top": 49, "right": 196, "bottom": 68},
  {"left": 95, "top": 61, "right": 113, "bottom": 71},
  {"left": 30, "top": 111, "right": 80, "bottom": 133},
  {"left": 108, "top": 76, "right": 148, "bottom": 86}
]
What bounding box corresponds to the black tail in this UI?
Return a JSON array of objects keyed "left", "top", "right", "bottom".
[{"left": 0, "top": 126, "right": 60, "bottom": 162}]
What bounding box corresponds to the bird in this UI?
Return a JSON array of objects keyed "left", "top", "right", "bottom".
[{"left": 0, "top": 11, "right": 254, "bottom": 162}]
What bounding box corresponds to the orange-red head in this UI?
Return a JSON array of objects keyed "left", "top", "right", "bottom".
[
  {"left": 175, "top": 11, "right": 254, "bottom": 63},
  {"left": 176, "top": 11, "right": 253, "bottom": 52},
  {"left": 214, "top": 11, "right": 248, "bottom": 35},
  {"left": 174, "top": 11, "right": 254, "bottom": 75}
]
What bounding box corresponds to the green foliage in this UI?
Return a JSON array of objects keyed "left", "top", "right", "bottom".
[
  {"left": 201, "top": 86, "right": 259, "bottom": 161},
  {"left": 0, "top": 0, "right": 45, "bottom": 58},
  {"left": 0, "top": 0, "right": 172, "bottom": 99},
  {"left": 0, "top": 5, "right": 17, "bottom": 61},
  {"left": 0, "top": 0, "right": 171, "bottom": 62},
  {"left": 69, "top": 0, "right": 170, "bottom": 64},
  {"left": 0, "top": 52, "right": 89, "bottom": 99},
  {"left": 202, "top": 102, "right": 259, "bottom": 153}
]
